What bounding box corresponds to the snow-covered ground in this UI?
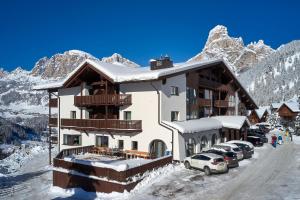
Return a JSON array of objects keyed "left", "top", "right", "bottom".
[{"left": 1, "top": 135, "right": 300, "bottom": 200}]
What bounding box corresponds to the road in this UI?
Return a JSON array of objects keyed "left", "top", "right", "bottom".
[
  {"left": 0, "top": 147, "right": 54, "bottom": 200},
  {"left": 130, "top": 137, "right": 300, "bottom": 200},
  {"left": 0, "top": 138, "right": 299, "bottom": 200}
]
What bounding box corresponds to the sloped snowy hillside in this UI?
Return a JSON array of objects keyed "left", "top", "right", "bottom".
[
  {"left": 0, "top": 51, "right": 139, "bottom": 143},
  {"left": 239, "top": 40, "right": 300, "bottom": 106}
]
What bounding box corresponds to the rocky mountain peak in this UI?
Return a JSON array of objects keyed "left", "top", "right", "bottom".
[
  {"left": 188, "top": 25, "right": 275, "bottom": 72},
  {"left": 101, "top": 53, "right": 140, "bottom": 68},
  {"left": 30, "top": 50, "right": 97, "bottom": 79},
  {"left": 30, "top": 50, "right": 140, "bottom": 79},
  {"left": 10, "top": 67, "right": 29, "bottom": 75}
]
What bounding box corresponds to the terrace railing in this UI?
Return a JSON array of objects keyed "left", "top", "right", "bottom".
[
  {"left": 49, "top": 118, "right": 58, "bottom": 127},
  {"left": 61, "top": 119, "right": 142, "bottom": 132},
  {"left": 49, "top": 98, "right": 58, "bottom": 107},
  {"left": 74, "top": 94, "right": 132, "bottom": 107}
]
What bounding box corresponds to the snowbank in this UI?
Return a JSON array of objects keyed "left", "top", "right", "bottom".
[{"left": 0, "top": 141, "right": 48, "bottom": 174}]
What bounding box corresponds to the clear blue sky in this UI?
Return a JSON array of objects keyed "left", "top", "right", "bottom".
[{"left": 0, "top": 0, "right": 299, "bottom": 71}]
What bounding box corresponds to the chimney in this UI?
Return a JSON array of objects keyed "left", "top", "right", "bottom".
[{"left": 150, "top": 55, "right": 173, "bottom": 70}]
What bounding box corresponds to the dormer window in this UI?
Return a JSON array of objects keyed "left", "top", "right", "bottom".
[{"left": 171, "top": 86, "right": 179, "bottom": 96}]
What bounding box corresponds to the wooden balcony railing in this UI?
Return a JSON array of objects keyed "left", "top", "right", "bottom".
[
  {"left": 61, "top": 118, "right": 142, "bottom": 132},
  {"left": 198, "top": 98, "right": 212, "bottom": 107},
  {"left": 49, "top": 118, "right": 58, "bottom": 127},
  {"left": 74, "top": 94, "right": 132, "bottom": 107},
  {"left": 198, "top": 78, "right": 229, "bottom": 91},
  {"left": 214, "top": 100, "right": 229, "bottom": 108},
  {"left": 49, "top": 98, "right": 58, "bottom": 107}
]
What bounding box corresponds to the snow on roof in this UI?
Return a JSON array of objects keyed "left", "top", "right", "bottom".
[
  {"left": 271, "top": 103, "right": 282, "bottom": 109},
  {"left": 211, "top": 116, "right": 250, "bottom": 130},
  {"left": 32, "top": 79, "right": 65, "bottom": 90},
  {"left": 163, "top": 118, "right": 222, "bottom": 134},
  {"left": 255, "top": 107, "right": 268, "bottom": 119},
  {"left": 33, "top": 58, "right": 222, "bottom": 90},
  {"left": 32, "top": 58, "right": 258, "bottom": 108},
  {"left": 282, "top": 102, "right": 300, "bottom": 112}
]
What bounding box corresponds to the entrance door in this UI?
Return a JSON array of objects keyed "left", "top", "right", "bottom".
[{"left": 150, "top": 140, "right": 166, "bottom": 158}]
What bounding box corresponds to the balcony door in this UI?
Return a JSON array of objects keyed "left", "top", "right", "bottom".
[{"left": 124, "top": 111, "right": 131, "bottom": 120}]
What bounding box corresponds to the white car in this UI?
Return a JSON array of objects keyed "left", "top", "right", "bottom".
[
  {"left": 227, "top": 140, "right": 254, "bottom": 151},
  {"left": 212, "top": 143, "right": 244, "bottom": 160},
  {"left": 184, "top": 153, "right": 228, "bottom": 175},
  {"left": 226, "top": 140, "right": 254, "bottom": 148}
]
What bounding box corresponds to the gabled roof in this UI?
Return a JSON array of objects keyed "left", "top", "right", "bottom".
[
  {"left": 278, "top": 102, "right": 300, "bottom": 113},
  {"left": 271, "top": 103, "right": 281, "bottom": 109},
  {"left": 34, "top": 58, "right": 223, "bottom": 89},
  {"left": 33, "top": 58, "right": 257, "bottom": 109},
  {"left": 254, "top": 107, "right": 269, "bottom": 120}
]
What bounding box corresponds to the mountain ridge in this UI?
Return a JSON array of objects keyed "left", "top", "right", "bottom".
[{"left": 188, "top": 25, "right": 275, "bottom": 72}]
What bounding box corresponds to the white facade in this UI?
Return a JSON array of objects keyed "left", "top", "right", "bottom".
[{"left": 43, "top": 60, "right": 256, "bottom": 161}]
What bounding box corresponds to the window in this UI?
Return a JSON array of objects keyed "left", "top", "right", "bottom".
[
  {"left": 124, "top": 111, "right": 131, "bottom": 120},
  {"left": 118, "top": 140, "right": 124, "bottom": 150},
  {"left": 70, "top": 111, "right": 76, "bottom": 119},
  {"left": 63, "top": 134, "right": 81, "bottom": 146},
  {"left": 162, "top": 78, "right": 166, "bottom": 85},
  {"left": 171, "top": 111, "right": 179, "bottom": 122},
  {"left": 96, "top": 136, "right": 109, "bottom": 147},
  {"left": 171, "top": 86, "right": 179, "bottom": 96},
  {"left": 132, "top": 141, "right": 138, "bottom": 150},
  {"left": 204, "top": 89, "right": 213, "bottom": 99},
  {"left": 228, "top": 95, "right": 236, "bottom": 107}
]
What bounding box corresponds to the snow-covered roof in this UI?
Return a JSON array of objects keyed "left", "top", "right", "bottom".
[
  {"left": 211, "top": 116, "right": 250, "bottom": 130},
  {"left": 33, "top": 80, "right": 65, "bottom": 90},
  {"left": 255, "top": 107, "right": 268, "bottom": 119},
  {"left": 162, "top": 118, "right": 222, "bottom": 134},
  {"left": 33, "top": 58, "right": 223, "bottom": 90},
  {"left": 271, "top": 103, "right": 281, "bottom": 109},
  {"left": 281, "top": 102, "right": 300, "bottom": 113}
]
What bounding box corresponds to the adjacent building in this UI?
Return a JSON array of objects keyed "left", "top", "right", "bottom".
[
  {"left": 248, "top": 107, "right": 269, "bottom": 124},
  {"left": 34, "top": 57, "right": 257, "bottom": 161}
]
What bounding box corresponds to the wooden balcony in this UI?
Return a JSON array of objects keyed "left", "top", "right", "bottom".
[
  {"left": 214, "top": 100, "right": 229, "bottom": 108},
  {"left": 198, "top": 78, "right": 229, "bottom": 91},
  {"left": 49, "top": 98, "right": 58, "bottom": 107},
  {"left": 74, "top": 94, "right": 132, "bottom": 107},
  {"left": 198, "top": 98, "right": 212, "bottom": 107},
  {"left": 49, "top": 118, "right": 58, "bottom": 127},
  {"left": 61, "top": 118, "right": 142, "bottom": 132}
]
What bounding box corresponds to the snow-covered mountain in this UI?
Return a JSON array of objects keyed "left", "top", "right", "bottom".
[
  {"left": 188, "top": 25, "right": 275, "bottom": 72},
  {"left": 101, "top": 53, "right": 140, "bottom": 68},
  {"left": 0, "top": 51, "right": 139, "bottom": 143},
  {"left": 239, "top": 40, "right": 300, "bottom": 106},
  {"left": 31, "top": 50, "right": 139, "bottom": 79}
]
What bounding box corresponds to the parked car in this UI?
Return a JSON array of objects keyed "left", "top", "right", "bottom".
[
  {"left": 205, "top": 149, "right": 239, "bottom": 168},
  {"left": 226, "top": 142, "right": 252, "bottom": 159},
  {"left": 246, "top": 136, "right": 263, "bottom": 147},
  {"left": 184, "top": 153, "right": 228, "bottom": 175},
  {"left": 226, "top": 140, "right": 254, "bottom": 154},
  {"left": 212, "top": 143, "right": 244, "bottom": 160},
  {"left": 255, "top": 122, "right": 271, "bottom": 133},
  {"left": 247, "top": 129, "right": 268, "bottom": 143}
]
